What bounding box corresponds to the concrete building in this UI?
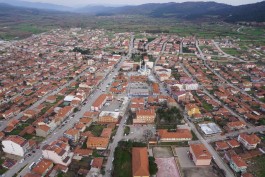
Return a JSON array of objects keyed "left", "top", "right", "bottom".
[
  {"left": 2, "top": 135, "right": 29, "bottom": 157},
  {"left": 42, "top": 139, "right": 73, "bottom": 166},
  {"left": 134, "top": 109, "right": 156, "bottom": 124},
  {"left": 158, "top": 129, "right": 192, "bottom": 142},
  {"left": 98, "top": 111, "right": 120, "bottom": 124},
  {"left": 237, "top": 133, "right": 261, "bottom": 150}
]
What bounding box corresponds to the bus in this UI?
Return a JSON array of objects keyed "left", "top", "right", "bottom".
[{"left": 29, "top": 162, "right": 36, "bottom": 170}]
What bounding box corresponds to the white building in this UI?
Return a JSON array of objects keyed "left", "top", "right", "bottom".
[
  {"left": 42, "top": 139, "right": 73, "bottom": 166},
  {"left": 2, "top": 135, "right": 29, "bottom": 157}
]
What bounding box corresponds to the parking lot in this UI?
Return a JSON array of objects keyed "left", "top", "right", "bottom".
[
  {"left": 123, "top": 124, "right": 156, "bottom": 142},
  {"left": 175, "top": 147, "right": 195, "bottom": 168},
  {"left": 102, "top": 99, "right": 121, "bottom": 112},
  {"left": 175, "top": 147, "right": 219, "bottom": 177}
]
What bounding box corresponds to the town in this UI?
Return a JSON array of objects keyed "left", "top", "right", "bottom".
[{"left": 0, "top": 27, "right": 265, "bottom": 177}]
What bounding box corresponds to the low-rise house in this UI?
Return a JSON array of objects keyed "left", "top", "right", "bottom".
[
  {"left": 73, "top": 148, "right": 92, "bottom": 160},
  {"left": 86, "top": 137, "right": 109, "bottom": 150},
  {"left": 230, "top": 155, "right": 247, "bottom": 173},
  {"left": 238, "top": 133, "right": 261, "bottom": 150},
  {"left": 215, "top": 141, "right": 229, "bottom": 151},
  {"left": 36, "top": 124, "right": 51, "bottom": 137},
  {"left": 63, "top": 128, "right": 80, "bottom": 142},
  {"left": 91, "top": 94, "right": 113, "bottom": 111},
  {"left": 132, "top": 147, "right": 150, "bottom": 177},
  {"left": 2, "top": 135, "right": 29, "bottom": 157},
  {"left": 32, "top": 159, "right": 53, "bottom": 177},
  {"left": 227, "top": 139, "right": 240, "bottom": 148},
  {"left": 91, "top": 157, "right": 104, "bottom": 169},
  {"left": 42, "top": 139, "right": 73, "bottom": 166},
  {"left": 185, "top": 104, "right": 201, "bottom": 117},
  {"left": 189, "top": 144, "right": 212, "bottom": 166},
  {"left": 227, "top": 121, "right": 246, "bottom": 130},
  {"left": 158, "top": 129, "right": 192, "bottom": 142},
  {"left": 100, "top": 128, "right": 112, "bottom": 139},
  {"left": 46, "top": 95, "right": 57, "bottom": 103}
]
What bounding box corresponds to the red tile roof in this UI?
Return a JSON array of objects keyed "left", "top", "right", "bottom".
[{"left": 132, "top": 147, "right": 150, "bottom": 177}]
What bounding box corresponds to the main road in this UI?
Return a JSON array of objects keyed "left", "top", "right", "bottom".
[
  {"left": 4, "top": 34, "right": 134, "bottom": 177},
  {"left": 196, "top": 40, "right": 263, "bottom": 105},
  {"left": 104, "top": 34, "right": 134, "bottom": 177},
  {"left": 0, "top": 66, "right": 89, "bottom": 132}
]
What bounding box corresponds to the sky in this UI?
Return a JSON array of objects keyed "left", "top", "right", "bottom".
[{"left": 25, "top": 0, "right": 262, "bottom": 7}]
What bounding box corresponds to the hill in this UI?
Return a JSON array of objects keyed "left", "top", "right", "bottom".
[
  {"left": 79, "top": 1, "right": 265, "bottom": 22},
  {"left": 0, "top": 0, "right": 72, "bottom": 11}
]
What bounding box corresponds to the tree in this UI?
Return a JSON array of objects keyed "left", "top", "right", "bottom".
[
  {"left": 143, "top": 130, "right": 153, "bottom": 142},
  {"left": 149, "top": 156, "right": 158, "bottom": 175}
]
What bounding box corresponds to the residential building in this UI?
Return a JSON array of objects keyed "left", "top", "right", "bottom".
[
  {"left": 227, "top": 121, "right": 246, "bottom": 130},
  {"left": 36, "top": 124, "right": 51, "bottom": 137},
  {"left": 237, "top": 133, "right": 261, "bottom": 150},
  {"left": 87, "top": 137, "right": 109, "bottom": 150},
  {"left": 230, "top": 155, "right": 247, "bottom": 173},
  {"left": 91, "top": 94, "right": 113, "bottom": 111},
  {"left": 189, "top": 144, "right": 212, "bottom": 166},
  {"left": 63, "top": 128, "right": 80, "bottom": 142},
  {"left": 2, "top": 135, "right": 29, "bottom": 157},
  {"left": 42, "top": 139, "right": 73, "bottom": 166},
  {"left": 185, "top": 104, "right": 201, "bottom": 117},
  {"left": 32, "top": 159, "right": 53, "bottom": 176}
]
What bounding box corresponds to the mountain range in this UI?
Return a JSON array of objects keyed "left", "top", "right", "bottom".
[{"left": 0, "top": 0, "right": 265, "bottom": 22}]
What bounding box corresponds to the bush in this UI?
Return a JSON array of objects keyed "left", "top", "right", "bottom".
[{"left": 149, "top": 157, "right": 158, "bottom": 175}]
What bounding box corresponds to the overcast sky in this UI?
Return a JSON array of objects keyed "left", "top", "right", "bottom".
[{"left": 25, "top": 0, "right": 262, "bottom": 7}]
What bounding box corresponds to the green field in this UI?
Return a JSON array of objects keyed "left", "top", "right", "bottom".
[
  {"left": 248, "top": 155, "right": 265, "bottom": 177},
  {"left": 222, "top": 48, "right": 241, "bottom": 56}
]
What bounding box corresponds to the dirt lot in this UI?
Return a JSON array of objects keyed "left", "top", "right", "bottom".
[
  {"left": 183, "top": 167, "right": 219, "bottom": 177},
  {"left": 153, "top": 147, "right": 173, "bottom": 158},
  {"left": 156, "top": 157, "right": 181, "bottom": 177}
]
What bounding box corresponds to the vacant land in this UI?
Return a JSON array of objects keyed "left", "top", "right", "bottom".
[
  {"left": 222, "top": 48, "right": 241, "bottom": 56},
  {"left": 156, "top": 157, "right": 180, "bottom": 177},
  {"left": 183, "top": 167, "right": 219, "bottom": 177},
  {"left": 248, "top": 155, "right": 265, "bottom": 177},
  {"left": 153, "top": 147, "right": 173, "bottom": 158}
]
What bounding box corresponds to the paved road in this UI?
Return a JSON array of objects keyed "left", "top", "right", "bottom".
[
  {"left": 183, "top": 114, "right": 236, "bottom": 177},
  {"left": 196, "top": 40, "right": 263, "bottom": 105},
  {"left": 179, "top": 62, "right": 252, "bottom": 128},
  {"left": 104, "top": 34, "right": 134, "bottom": 177},
  {"left": 211, "top": 40, "right": 246, "bottom": 62},
  {"left": 0, "top": 67, "right": 89, "bottom": 132},
  {"left": 206, "top": 125, "right": 265, "bottom": 143},
  {"left": 4, "top": 34, "right": 134, "bottom": 177}
]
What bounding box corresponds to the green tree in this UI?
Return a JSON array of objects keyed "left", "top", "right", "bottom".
[{"left": 149, "top": 157, "right": 158, "bottom": 175}]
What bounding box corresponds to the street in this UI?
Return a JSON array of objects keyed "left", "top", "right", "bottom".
[{"left": 4, "top": 34, "right": 135, "bottom": 177}]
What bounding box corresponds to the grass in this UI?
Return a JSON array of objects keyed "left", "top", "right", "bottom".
[
  {"left": 113, "top": 146, "right": 132, "bottom": 177},
  {"left": 191, "top": 130, "right": 198, "bottom": 140},
  {"left": 248, "top": 155, "right": 265, "bottom": 177},
  {"left": 123, "top": 126, "right": 130, "bottom": 135},
  {"left": 222, "top": 48, "right": 241, "bottom": 56},
  {"left": 86, "top": 124, "right": 106, "bottom": 137},
  {"left": 0, "top": 167, "right": 8, "bottom": 175},
  {"left": 159, "top": 141, "right": 189, "bottom": 146},
  {"left": 202, "top": 101, "right": 213, "bottom": 111},
  {"left": 6, "top": 123, "right": 30, "bottom": 136}
]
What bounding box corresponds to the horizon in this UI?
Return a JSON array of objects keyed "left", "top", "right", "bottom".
[{"left": 16, "top": 0, "right": 264, "bottom": 7}]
